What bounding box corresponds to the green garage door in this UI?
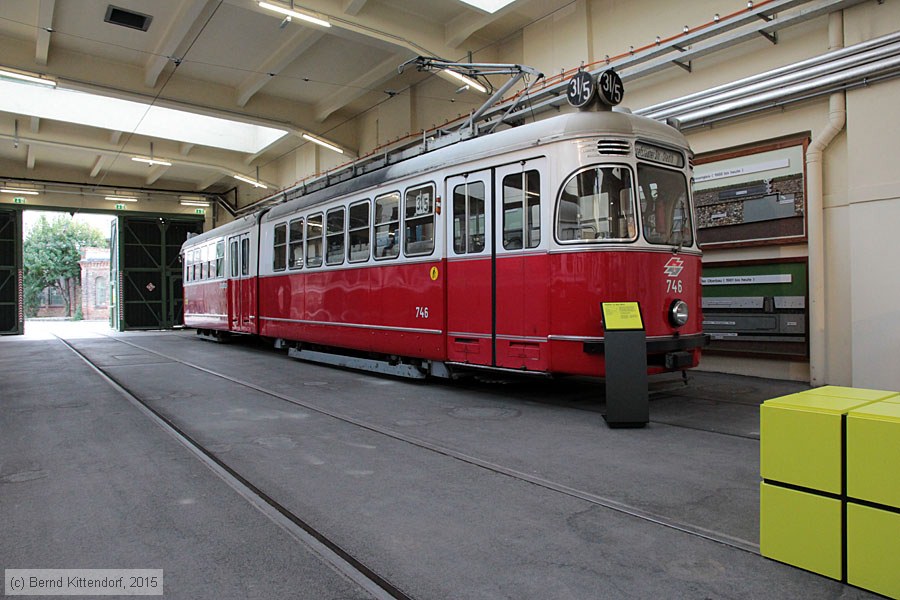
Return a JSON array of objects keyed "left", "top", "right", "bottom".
[
  {"left": 0, "top": 208, "right": 23, "bottom": 335},
  {"left": 110, "top": 216, "right": 203, "bottom": 331}
]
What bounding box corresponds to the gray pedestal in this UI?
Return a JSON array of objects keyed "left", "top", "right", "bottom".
[{"left": 603, "top": 329, "right": 649, "bottom": 428}]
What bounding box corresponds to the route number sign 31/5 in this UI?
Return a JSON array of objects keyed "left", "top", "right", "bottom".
[{"left": 566, "top": 69, "right": 624, "bottom": 109}]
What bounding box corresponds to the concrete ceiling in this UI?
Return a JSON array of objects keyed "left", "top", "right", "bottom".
[{"left": 0, "top": 0, "right": 557, "bottom": 200}]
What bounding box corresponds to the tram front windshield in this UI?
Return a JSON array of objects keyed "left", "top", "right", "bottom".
[{"left": 637, "top": 163, "right": 693, "bottom": 247}]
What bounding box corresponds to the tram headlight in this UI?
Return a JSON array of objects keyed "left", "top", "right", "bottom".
[{"left": 669, "top": 299, "right": 689, "bottom": 327}]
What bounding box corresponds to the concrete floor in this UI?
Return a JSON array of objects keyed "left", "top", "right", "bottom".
[{"left": 0, "top": 322, "right": 881, "bottom": 599}]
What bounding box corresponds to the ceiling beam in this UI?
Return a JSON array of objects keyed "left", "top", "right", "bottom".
[
  {"left": 90, "top": 156, "right": 108, "bottom": 178},
  {"left": 146, "top": 165, "right": 170, "bottom": 185},
  {"left": 26, "top": 145, "right": 36, "bottom": 170},
  {"left": 0, "top": 132, "right": 254, "bottom": 187},
  {"left": 180, "top": 143, "right": 194, "bottom": 156},
  {"left": 35, "top": 0, "right": 55, "bottom": 66},
  {"left": 145, "top": 0, "right": 218, "bottom": 88},
  {"left": 236, "top": 29, "right": 326, "bottom": 107},
  {"left": 444, "top": 7, "right": 506, "bottom": 49},
  {"left": 314, "top": 52, "right": 409, "bottom": 122},
  {"left": 196, "top": 171, "right": 225, "bottom": 191},
  {"left": 343, "top": 0, "right": 368, "bottom": 15},
  {"left": 30, "top": 117, "right": 40, "bottom": 134}
]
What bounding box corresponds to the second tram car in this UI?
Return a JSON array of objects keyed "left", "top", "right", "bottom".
[{"left": 183, "top": 108, "right": 706, "bottom": 379}]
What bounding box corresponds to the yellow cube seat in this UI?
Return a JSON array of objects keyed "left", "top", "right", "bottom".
[
  {"left": 805, "top": 385, "right": 899, "bottom": 403},
  {"left": 847, "top": 401, "right": 900, "bottom": 508},
  {"left": 847, "top": 503, "right": 900, "bottom": 599},
  {"left": 761, "top": 393, "right": 873, "bottom": 493},
  {"left": 759, "top": 483, "right": 842, "bottom": 580}
]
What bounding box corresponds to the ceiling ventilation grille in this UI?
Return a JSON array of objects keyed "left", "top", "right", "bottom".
[
  {"left": 596, "top": 139, "right": 631, "bottom": 155},
  {"left": 104, "top": 5, "right": 153, "bottom": 32}
]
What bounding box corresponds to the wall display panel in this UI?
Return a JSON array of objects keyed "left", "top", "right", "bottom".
[
  {"left": 693, "top": 138, "right": 808, "bottom": 248},
  {"left": 702, "top": 260, "right": 808, "bottom": 359}
]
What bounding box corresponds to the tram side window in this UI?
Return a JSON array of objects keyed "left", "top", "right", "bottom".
[
  {"left": 637, "top": 164, "right": 693, "bottom": 247},
  {"left": 184, "top": 253, "right": 191, "bottom": 282},
  {"left": 348, "top": 200, "right": 370, "bottom": 263},
  {"left": 201, "top": 246, "right": 208, "bottom": 280},
  {"left": 306, "top": 213, "right": 323, "bottom": 268},
  {"left": 241, "top": 238, "right": 249, "bottom": 276},
  {"left": 326, "top": 207, "right": 345, "bottom": 266},
  {"left": 230, "top": 239, "right": 239, "bottom": 277},
  {"left": 404, "top": 184, "right": 435, "bottom": 256},
  {"left": 205, "top": 245, "right": 214, "bottom": 279},
  {"left": 216, "top": 240, "right": 225, "bottom": 278},
  {"left": 374, "top": 192, "right": 400, "bottom": 260},
  {"left": 557, "top": 166, "right": 636, "bottom": 242},
  {"left": 453, "top": 181, "right": 486, "bottom": 254},
  {"left": 288, "top": 218, "right": 304, "bottom": 269},
  {"left": 502, "top": 170, "right": 541, "bottom": 250},
  {"left": 192, "top": 249, "right": 200, "bottom": 280},
  {"left": 273, "top": 223, "right": 287, "bottom": 271}
]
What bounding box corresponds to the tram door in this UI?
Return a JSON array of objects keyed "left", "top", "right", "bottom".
[
  {"left": 228, "top": 233, "right": 254, "bottom": 333},
  {"left": 493, "top": 159, "right": 549, "bottom": 371},
  {"left": 446, "top": 170, "right": 494, "bottom": 365}
]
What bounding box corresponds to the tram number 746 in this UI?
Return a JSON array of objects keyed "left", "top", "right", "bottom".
[
  {"left": 415, "top": 306, "right": 430, "bottom": 319},
  {"left": 666, "top": 279, "right": 683, "bottom": 294}
]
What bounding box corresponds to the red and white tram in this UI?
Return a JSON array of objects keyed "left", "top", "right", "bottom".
[{"left": 182, "top": 108, "right": 706, "bottom": 379}]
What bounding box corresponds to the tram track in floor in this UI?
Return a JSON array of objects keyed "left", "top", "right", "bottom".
[
  {"left": 66, "top": 331, "right": 761, "bottom": 558},
  {"left": 54, "top": 333, "right": 412, "bottom": 600}
]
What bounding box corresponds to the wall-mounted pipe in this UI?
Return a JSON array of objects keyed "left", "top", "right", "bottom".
[
  {"left": 660, "top": 45, "right": 900, "bottom": 126},
  {"left": 807, "top": 11, "right": 846, "bottom": 386},
  {"left": 641, "top": 33, "right": 900, "bottom": 121}
]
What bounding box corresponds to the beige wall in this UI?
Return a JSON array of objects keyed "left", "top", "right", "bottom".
[{"left": 268, "top": 0, "right": 900, "bottom": 388}]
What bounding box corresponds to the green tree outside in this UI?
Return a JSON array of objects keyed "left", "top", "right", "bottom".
[{"left": 23, "top": 215, "right": 108, "bottom": 318}]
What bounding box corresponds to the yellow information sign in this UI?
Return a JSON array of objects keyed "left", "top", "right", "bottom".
[
  {"left": 430, "top": 266, "right": 439, "bottom": 281},
  {"left": 602, "top": 302, "right": 644, "bottom": 331}
]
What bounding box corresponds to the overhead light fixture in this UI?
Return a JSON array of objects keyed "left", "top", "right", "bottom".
[
  {"left": 302, "top": 133, "right": 344, "bottom": 155},
  {"left": 233, "top": 174, "right": 268, "bottom": 189},
  {"left": 131, "top": 156, "right": 173, "bottom": 167},
  {"left": 1, "top": 188, "right": 40, "bottom": 195},
  {"left": 132, "top": 142, "right": 172, "bottom": 167},
  {"left": 0, "top": 68, "right": 56, "bottom": 88},
  {"left": 105, "top": 196, "right": 138, "bottom": 202},
  {"left": 258, "top": 2, "right": 331, "bottom": 28},
  {"left": 442, "top": 69, "right": 488, "bottom": 94},
  {"left": 180, "top": 200, "right": 210, "bottom": 207}
]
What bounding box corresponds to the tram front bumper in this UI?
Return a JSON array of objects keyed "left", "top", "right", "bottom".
[{"left": 583, "top": 333, "right": 710, "bottom": 368}]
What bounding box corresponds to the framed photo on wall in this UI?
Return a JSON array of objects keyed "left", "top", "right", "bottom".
[{"left": 693, "top": 135, "right": 809, "bottom": 248}]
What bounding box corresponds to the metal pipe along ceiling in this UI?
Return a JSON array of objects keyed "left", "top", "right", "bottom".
[{"left": 639, "top": 35, "right": 900, "bottom": 128}]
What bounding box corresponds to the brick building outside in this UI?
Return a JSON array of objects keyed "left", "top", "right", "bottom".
[{"left": 79, "top": 247, "right": 110, "bottom": 321}]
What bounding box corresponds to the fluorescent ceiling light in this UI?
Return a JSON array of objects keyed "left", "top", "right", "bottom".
[
  {"left": 234, "top": 174, "right": 268, "bottom": 189},
  {"left": 131, "top": 156, "right": 173, "bottom": 167},
  {"left": 442, "top": 69, "right": 488, "bottom": 94},
  {"left": 457, "top": 0, "right": 517, "bottom": 14},
  {"left": 1, "top": 188, "right": 40, "bottom": 195},
  {"left": 105, "top": 196, "right": 138, "bottom": 202},
  {"left": 180, "top": 200, "right": 210, "bottom": 207},
  {"left": 0, "top": 79, "right": 290, "bottom": 154},
  {"left": 302, "top": 133, "right": 344, "bottom": 154},
  {"left": 258, "top": 2, "right": 331, "bottom": 27},
  {"left": 0, "top": 68, "right": 56, "bottom": 87}
]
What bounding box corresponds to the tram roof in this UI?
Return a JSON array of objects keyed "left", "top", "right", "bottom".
[
  {"left": 185, "top": 108, "right": 688, "bottom": 250},
  {"left": 262, "top": 109, "right": 686, "bottom": 224}
]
